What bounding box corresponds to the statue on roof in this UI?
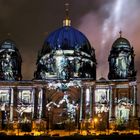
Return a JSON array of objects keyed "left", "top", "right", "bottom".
[
  {"left": 115, "top": 51, "right": 131, "bottom": 78},
  {"left": 1, "top": 53, "right": 14, "bottom": 80}
]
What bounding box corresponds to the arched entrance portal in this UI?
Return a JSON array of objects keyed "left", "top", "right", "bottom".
[{"left": 45, "top": 86, "right": 80, "bottom": 130}]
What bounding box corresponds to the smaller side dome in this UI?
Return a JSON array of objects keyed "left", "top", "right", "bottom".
[
  {"left": 112, "top": 31, "right": 131, "bottom": 50},
  {"left": 0, "top": 39, "right": 17, "bottom": 50},
  {"left": 0, "top": 39, "right": 22, "bottom": 81},
  {"left": 112, "top": 37, "right": 131, "bottom": 52},
  {"left": 108, "top": 33, "right": 136, "bottom": 80}
]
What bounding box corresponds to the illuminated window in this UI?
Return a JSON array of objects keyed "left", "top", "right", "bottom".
[
  {"left": 0, "top": 90, "right": 9, "bottom": 103},
  {"left": 18, "top": 90, "right": 31, "bottom": 105}
]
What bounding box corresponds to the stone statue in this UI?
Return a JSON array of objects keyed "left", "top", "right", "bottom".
[
  {"left": 1, "top": 53, "right": 14, "bottom": 80},
  {"left": 115, "top": 51, "right": 131, "bottom": 78}
]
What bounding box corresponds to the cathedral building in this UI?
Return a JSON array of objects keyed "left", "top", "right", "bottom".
[{"left": 0, "top": 9, "right": 138, "bottom": 132}]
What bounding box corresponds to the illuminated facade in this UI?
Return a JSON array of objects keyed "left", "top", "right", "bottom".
[{"left": 0, "top": 13, "right": 137, "bottom": 132}]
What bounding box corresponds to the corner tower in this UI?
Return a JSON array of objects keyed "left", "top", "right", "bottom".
[
  {"left": 108, "top": 32, "right": 136, "bottom": 80},
  {"left": 0, "top": 39, "right": 22, "bottom": 80}
]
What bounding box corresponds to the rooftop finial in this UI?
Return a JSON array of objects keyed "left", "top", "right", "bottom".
[
  {"left": 63, "top": 3, "right": 71, "bottom": 26},
  {"left": 119, "top": 30, "right": 122, "bottom": 38},
  {"left": 65, "top": 3, "right": 69, "bottom": 19}
]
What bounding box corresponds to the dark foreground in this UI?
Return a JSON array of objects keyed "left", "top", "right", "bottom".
[{"left": 1, "top": 134, "right": 140, "bottom": 140}]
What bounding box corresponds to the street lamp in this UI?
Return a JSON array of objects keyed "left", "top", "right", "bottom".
[
  {"left": 94, "top": 118, "right": 98, "bottom": 123},
  {"left": 93, "top": 117, "right": 98, "bottom": 132}
]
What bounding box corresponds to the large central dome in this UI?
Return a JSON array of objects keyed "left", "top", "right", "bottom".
[
  {"left": 40, "top": 26, "right": 93, "bottom": 57},
  {"left": 34, "top": 25, "right": 96, "bottom": 80},
  {"left": 112, "top": 37, "right": 131, "bottom": 50}
]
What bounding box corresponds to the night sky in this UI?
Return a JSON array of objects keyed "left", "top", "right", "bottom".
[{"left": 0, "top": 1, "right": 140, "bottom": 84}]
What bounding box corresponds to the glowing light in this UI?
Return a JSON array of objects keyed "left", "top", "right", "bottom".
[{"left": 94, "top": 118, "right": 98, "bottom": 123}]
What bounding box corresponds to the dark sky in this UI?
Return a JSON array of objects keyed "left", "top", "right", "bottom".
[{"left": 0, "top": 0, "right": 140, "bottom": 82}]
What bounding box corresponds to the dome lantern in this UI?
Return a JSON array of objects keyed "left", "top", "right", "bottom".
[{"left": 63, "top": 3, "right": 71, "bottom": 26}]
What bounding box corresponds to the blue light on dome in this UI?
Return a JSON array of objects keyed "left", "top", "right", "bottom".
[{"left": 43, "top": 26, "right": 91, "bottom": 54}]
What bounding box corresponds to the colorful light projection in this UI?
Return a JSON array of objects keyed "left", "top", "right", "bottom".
[{"left": 94, "top": 89, "right": 109, "bottom": 113}]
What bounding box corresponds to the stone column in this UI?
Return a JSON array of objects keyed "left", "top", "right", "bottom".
[
  {"left": 34, "top": 88, "right": 39, "bottom": 119},
  {"left": 38, "top": 88, "right": 43, "bottom": 119},
  {"left": 115, "top": 88, "right": 118, "bottom": 119},
  {"left": 42, "top": 87, "right": 47, "bottom": 118},
  {"left": 33, "top": 87, "right": 39, "bottom": 119},
  {"left": 133, "top": 85, "right": 137, "bottom": 117},
  {"left": 112, "top": 86, "right": 116, "bottom": 119},
  {"left": 80, "top": 86, "right": 84, "bottom": 121},
  {"left": 89, "top": 86, "right": 93, "bottom": 119},
  {"left": 31, "top": 88, "right": 35, "bottom": 119},
  {"left": 13, "top": 87, "right": 18, "bottom": 121},
  {"left": 9, "top": 88, "right": 14, "bottom": 122},
  {"left": 109, "top": 86, "right": 113, "bottom": 120},
  {"left": 92, "top": 85, "right": 95, "bottom": 117}
]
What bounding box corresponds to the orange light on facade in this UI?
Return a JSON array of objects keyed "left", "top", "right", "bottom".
[{"left": 94, "top": 118, "right": 98, "bottom": 123}]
